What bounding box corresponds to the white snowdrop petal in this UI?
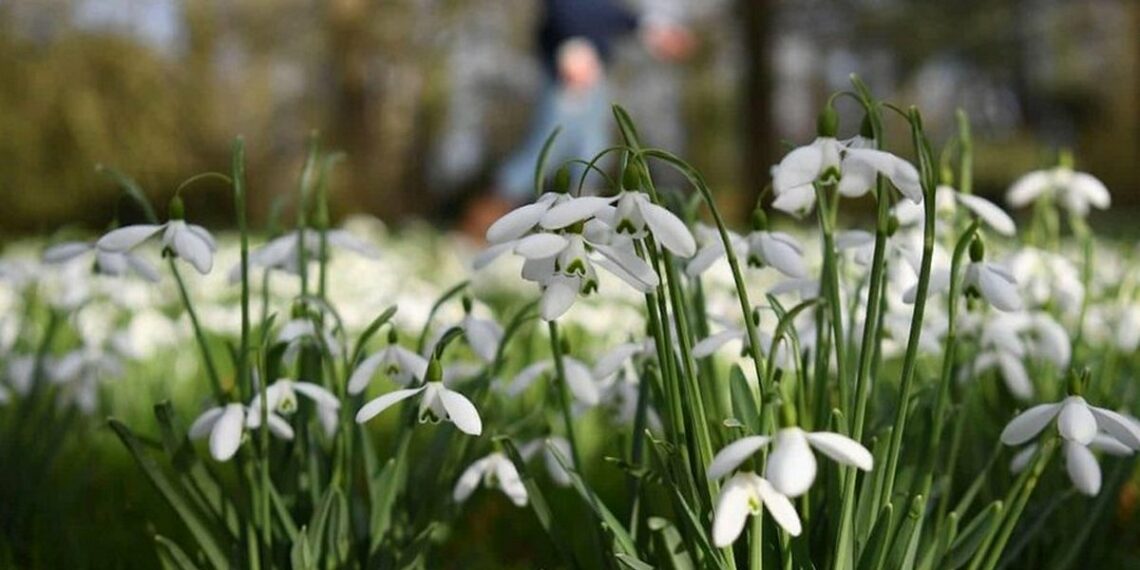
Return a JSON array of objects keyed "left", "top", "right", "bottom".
[
  {"left": 1064, "top": 441, "right": 1102, "bottom": 496},
  {"left": 1009, "top": 444, "right": 1037, "bottom": 474},
  {"left": 562, "top": 358, "right": 600, "bottom": 406},
  {"left": 464, "top": 317, "right": 503, "bottom": 363},
  {"left": 771, "top": 185, "right": 816, "bottom": 216},
  {"left": 453, "top": 458, "right": 487, "bottom": 503},
  {"left": 540, "top": 278, "right": 579, "bottom": 321},
  {"left": 692, "top": 329, "right": 745, "bottom": 358},
  {"left": 540, "top": 196, "right": 613, "bottom": 229},
  {"left": 265, "top": 413, "right": 295, "bottom": 440},
  {"left": 1057, "top": 399, "right": 1097, "bottom": 445},
  {"left": 1006, "top": 171, "right": 1050, "bottom": 207},
  {"left": 1090, "top": 433, "right": 1135, "bottom": 457},
  {"left": 753, "top": 476, "right": 803, "bottom": 536},
  {"left": 126, "top": 254, "right": 161, "bottom": 282},
  {"left": 707, "top": 436, "right": 771, "bottom": 480},
  {"left": 997, "top": 353, "right": 1033, "bottom": 401},
  {"left": 1070, "top": 173, "right": 1110, "bottom": 210},
  {"left": 209, "top": 404, "right": 246, "bottom": 461},
  {"left": 1000, "top": 403, "right": 1062, "bottom": 445},
  {"left": 513, "top": 233, "right": 569, "bottom": 260},
  {"left": 494, "top": 457, "right": 529, "bottom": 506},
  {"left": 976, "top": 265, "right": 1022, "bottom": 312},
  {"left": 755, "top": 233, "right": 807, "bottom": 278},
  {"left": 438, "top": 387, "right": 483, "bottom": 436},
  {"left": 472, "top": 242, "right": 514, "bottom": 270},
  {"left": 326, "top": 230, "right": 381, "bottom": 258},
  {"left": 594, "top": 245, "right": 658, "bottom": 290},
  {"left": 189, "top": 407, "right": 224, "bottom": 439},
  {"left": 355, "top": 387, "right": 425, "bottom": 423},
  {"left": 685, "top": 242, "right": 726, "bottom": 277},
  {"left": 347, "top": 352, "right": 385, "bottom": 395},
  {"left": 712, "top": 474, "right": 754, "bottom": 547},
  {"left": 639, "top": 202, "right": 697, "bottom": 257},
  {"left": 97, "top": 224, "right": 164, "bottom": 252},
  {"left": 837, "top": 154, "right": 877, "bottom": 198},
  {"left": 1089, "top": 407, "right": 1140, "bottom": 450},
  {"left": 486, "top": 201, "right": 550, "bottom": 243},
  {"left": 171, "top": 226, "right": 214, "bottom": 274},
  {"left": 43, "top": 242, "right": 92, "bottom": 263},
  {"left": 956, "top": 193, "right": 1016, "bottom": 236},
  {"left": 506, "top": 362, "right": 550, "bottom": 396},
  {"left": 765, "top": 429, "right": 817, "bottom": 497},
  {"left": 292, "top": 382, "right": 341, "bottom": 410},
  {"left": 805, "top": 432, "right": 873, "bottom": 471},
  {"left": 773, "top": 145, "right": 823, "bottom": 195},
  {"left": 592, "top": 343, "right": 641, "bottom": 379}
]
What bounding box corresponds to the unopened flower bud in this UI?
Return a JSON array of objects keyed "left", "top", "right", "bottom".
[
  {"left": 168, "top": 195, "right": 185, "bottom": 220},
  {"left": 552, "top": 166, "right": 571, "bottom": 194},
  {"left": 817, "top": 105, "right": 839, "bottom": 138},
  {"left": 969, "top": 237, "right": 985, "bottom": 263}
]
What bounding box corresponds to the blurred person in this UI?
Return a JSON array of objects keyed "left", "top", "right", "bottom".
[{"left": 460, "top": 0, "right": 695, "bottom": 239}]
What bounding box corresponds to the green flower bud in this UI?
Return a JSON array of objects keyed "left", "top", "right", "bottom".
[
  {"left": 750, "top": 208, "right": 768, "bottom": 232},
  {"left": 168, "top": 195, "right": 185, "bottom": 220},
  {"left": 859, "top": 114, "right": 874, "bottom": 139},
  {"left": 426, "top": 358, "right": 443, "bottom": 383},
  {"left": 969, "top": 237, "right": 985, "bottom": 263},
  {"left": 817, "top": 105, "right": 839, "bottom": 138},
  {"left": 552, "top": 166, "right": 571, "bottom": 194},
  {"left": 461, "top": 295, "right": 473, "bottom": 314},
  {"left": 622, "top": 163, "right": 642, "bottom": 192},
  {"left": 387, "top": 327, "right": 398, "bottom": 345}
]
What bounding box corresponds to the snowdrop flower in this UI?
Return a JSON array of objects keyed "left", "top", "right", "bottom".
[
  {"left": 484, "top": 191, "right": 575, "bottom": 244},
  {"left": 189, "top": 403, "right": 293, "bottom": 462},
  {"left": 1007, "top": 164, "right": 1110, "bottom": 217},
  {"left": 1008, "top": 248, "right": 1083, "bottom": 314},
  {"left": 426, "top": 301, "right": 503, "bottom": 364},
  {"left": 963, "top": 312, "right": 1069, "bottom": 400},
  {"left": 962, "top": 261, "right": 1021, "bottom": 312},
  {"left": 770, "top": 122, "right": 922, "bottom": 216},
  {"left": 278, "top": 318, "right": 342, "bottom": 362},
  {"left": 355, "top": 362, "right": 482, "bottom": 436},
  {"left": 43, "top": 241, "right": 159, "bottom": 282},
  {"left": 708, "top": 428, "right": 873, "bottom": 497},
  {"left": 227, "top": 228, "right": 380, "bottom": 282},
  {"left": 895, "top": 186, "right": 1016, "bottom": 237},
  {"left": 96, "top": 199, "right": 217, "bottom": 275},
  {"left": 712, "top": 472, "right": 802, "bottom": 546},
  {"left": 506, "top": 355, "right": 599, "bottom": 406},
  {"left": 453, "top": 452, "right": 528, "bottom": 506},
  {"left": 592, "top": 338, "right": 656, "bottom": 382},
  {"left": 1001, "top": 396, "right": 1140, "bottom": 450},
  {"left": 348, "top": 334, "right": 429, "bottom": 394},
  {"left": 249, "top": 378, "right": 341, "bottom": 436},
  {"left": 536, "top": 187, "right": 697, "bottom": 258}
]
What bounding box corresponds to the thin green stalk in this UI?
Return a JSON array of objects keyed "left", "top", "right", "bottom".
[
  {"left": 547, "top": 321, "right": 585, "bottom": 474},
  {"left": 749, "top": 516, "right": 763, "bottom": 570},
  {"left": 972, "top": 437, "right": 1057, "bottom": 570},
  {"left": 169, "top": 259, "right": 224, "bottom": 399},
  {"left": 814, "top": 181, "right": 850, "bottom": 416}
]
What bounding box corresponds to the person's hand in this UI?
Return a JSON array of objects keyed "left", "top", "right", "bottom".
[
  {"left": 556, "top": 38, "right": 603, "bottom": 92},
  {"left": 642, "top": 23, "right": 696, "bottom": 62}
]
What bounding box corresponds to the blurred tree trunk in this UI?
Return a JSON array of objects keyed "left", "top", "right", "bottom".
[
  {"left": 740, "top": 0, "right": 772, "bottom": 209},
  {"left": 325, "top": 0, "right": 386, "bottom": 217}
]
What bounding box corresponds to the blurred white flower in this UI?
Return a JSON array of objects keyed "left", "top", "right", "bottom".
[
  {"left": 348, "top": 342, "right": 429, "bottom": 394},
  {"left": 43, "top": 241, "right": 160, "bottom": 282},
  {"left": 1007, "top": 166, "right": 1110, "bottom": 217},
  {"left": 712, "top": 472, "right": 801, "bottom": 546},
  {"left": 1001, "top": 396, "right": 1140, "bottom": 451},
  {"left": 453, "top": 451, "right": 528, "bottom": 506},
  {"left": 1010, "top": 433, "right": 1134, "bottom": 496},
  {"left": 771, "top": 137, "right": 922, "bottom": 216},
  {"left": 190, "top": 403, "right": 293, "bottom": 462},
  {"left": 249, "top": 378, "right": 340, "bottom": 436},
  {"left": 97, "top": 220, "right": 217, "bottom": 275},
  {"left": 506, "top": 356, "right": 599, "bottom": 407},
  {"left": 227, "top": 228, "right": 380, "bottom": 282}
]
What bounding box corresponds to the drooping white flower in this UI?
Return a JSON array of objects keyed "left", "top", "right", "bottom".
[
  {"left": 707, "top": 428, "right": 873, "bottom": 498},
  {"left": 1008, "top": 248, "right": 1083, "bottom": 314},
  {"left": 1001, "top": 397, "right": 1140, "bottom": 451},
  {"left": 348, "top": 343, "right": 429, "bottom": 394},
  {"left": 43, "top": 241, "right": 160, "bottom": 282},
  {"left": 227, "top": 228, "right": 380, "bottom": 282},
  {"left": 1010, "top": 433, "right": 1135, "bottom": 496},
  {"left": 453, "top": 451, "right": 528, "bottom": 506},
  {"left": 189, "top": 403, "right": 294, "bottom": 461},
  {"left": 355, "top": 381, "right": 482, "bottom": 436},
  {"left": 770, "top": 137, "right": 922, "bottom": 216},
  {"left": 537, "top": 190, "right": 697, "bottom": 257},
  {"left": 1007, "top": 166, "right": 1110, "bottom": 217},
  {"left": 895, "top": 186, "right": 1016, "bottom": 236},
  {"left": 278, "top": 318, "right": 342, "bottom": 362},
  {"left": 97, "top": 220, "right": 217, "bottom": 275},
  {"left": 506, "top": 356, "right": 600, "bottom": 407},
  {"left": 248, "top": 378, "right": 341, "bottom": 436},
  {"left": 519, "top": 437, "right": 575, "bottom": 486},
  {"left": 962, "top": 262, "right": 1022, "bottom": 312},
  {"left": 712, "top": 472, "right": 802, "bottom": 546}
]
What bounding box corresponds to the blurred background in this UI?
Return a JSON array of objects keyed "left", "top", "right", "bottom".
[{"left": 1, "top": 0, "right": 1138, "bottom": 234}]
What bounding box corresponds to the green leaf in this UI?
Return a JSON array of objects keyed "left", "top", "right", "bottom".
[
  {"left": 648, "top": 517, "right": 696, "bottom": 570},
  {"left": 152, "top": 402, "right": 238, "bottom": 540},
  {"left": 945, "top": 501, "right": 1002, "bottom": 569},
  {"left": 618, "top": 553, "right": 656, "bottom": 570},
  {"left": 97, "top": 164, "right": 159, "bottom": 223},
  {"left": 290, "top": 526, "right": 315, "bottom": 570},
  {"left": 350, "top": 305, "right": 398, "bottom": 365},
  {"left": 533, "top": 127, "right": 562, "bottom": 195},
  {"left": 500, "top": 438, "right": 578, "bottom": 567},
  {"left": 729, "top": 365, "right": 760, "bottom": 434},
  {"left": 155, "top": 535, "right": 202, "bottom": 570},
  {"left": 857, "top": 503, "right": 893, "bottom": 570},
  {"left": 108, "top": 418, "right": 230, "bottom": 569},
  {"left": 547, "top": 442, "right": 643, "bottom": 561}
]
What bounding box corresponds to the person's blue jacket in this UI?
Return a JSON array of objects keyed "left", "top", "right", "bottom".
[{"left": 538, "top": 0, "right": 639, "bottom": 76}]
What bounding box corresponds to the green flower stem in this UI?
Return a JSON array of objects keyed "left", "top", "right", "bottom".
[
  {"left": 296, "top": 133, "right": 319, "bottom": 297},
  {"left": 813, "top": 180, "right": 850, "bottom": 417},
  {"left": 879, "top": 108, "right": 938, "bottom": 514},
  {"left": 971, "top": 436, "right": 1057, "bottom": 570},
  {"left": 547, "top": 321, "right": 585, "bottom": 475},
  {"left": 168, "top": 259, "right": 224, "bottom": 400},
  {"left": 749, "top": 515, "right": 763, "bottom": 570}
]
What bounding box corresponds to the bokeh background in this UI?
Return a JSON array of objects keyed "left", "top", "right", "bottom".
[{"left": 2, "top": 0, "right": 1137, "bottom": 235}]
